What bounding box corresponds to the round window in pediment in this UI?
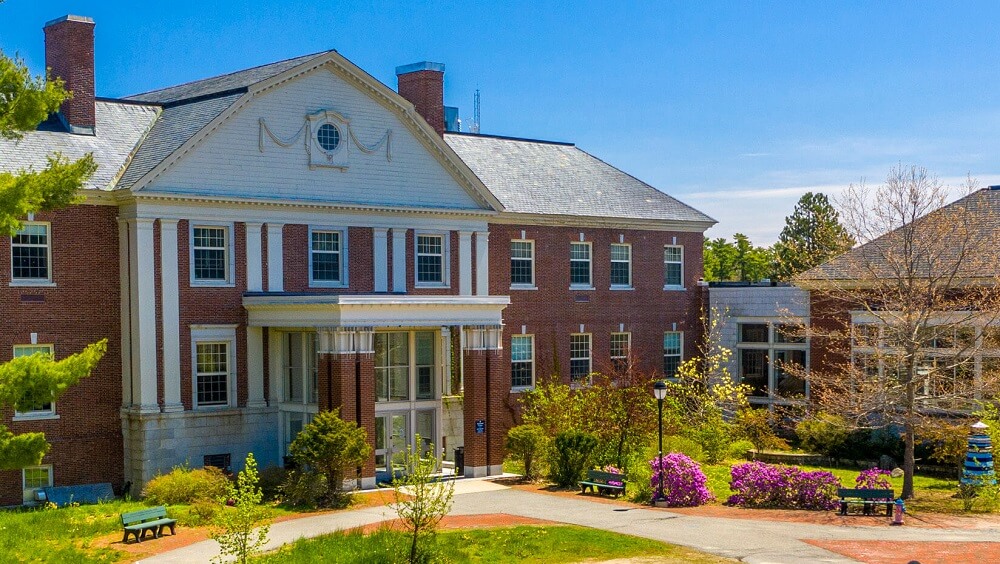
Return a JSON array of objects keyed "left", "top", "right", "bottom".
[{"left": 316, "top": 123, "right": 341, "bottom": 152}]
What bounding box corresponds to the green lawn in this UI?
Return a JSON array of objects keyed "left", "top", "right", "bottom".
[{"left": 258, "top": 525, "right": 734, "bottom": 563}]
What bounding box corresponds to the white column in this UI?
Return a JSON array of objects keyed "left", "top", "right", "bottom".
[
  {"left": 392, "top": 228, "right": 407, "bottom": 293},
  {"left": 267, "top": 223, "right": 284, "bottom": 292},
  {"left": 117, "top": 219, "right": 132, "bottom": 408},
  {"left": 373, "top": 228, "right": 388, "bottom": 292},
  {"left": 459, "top": 231, "right": 473, "bottom": 296},
  {"left": 247, "top": 326, "right": 266, "bottom": 408},
  {"left": 246, "top": 222, "right": 263, "bottom": 292},
  {"left": 129, "top": 218, "right": 159, "bottom": 413},
  {"left": 475, "top": 231, "right": 490, "bottom": 296},
  {"left": 268, "top": 329, "right": 283, "bottom": 403},
  {"left": 159, "top": 219, "right": 183, "bottom": 412}
]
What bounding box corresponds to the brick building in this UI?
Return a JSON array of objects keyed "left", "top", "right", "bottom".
[{"left": 0, "top": 15, "right": 714, "bottom": 504}]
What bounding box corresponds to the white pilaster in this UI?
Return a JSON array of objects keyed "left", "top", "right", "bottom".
[
  {"left": 459, "top": 231, "right": 473, "bottom": 296},
  {"left": 373, "top": 228, "right": 388, "bottom": 292},
  {"left": 476, "top": 231, "right": 490, "bottom": 296},
  {"left": 246, "top": 222, "right": 263, "bottom": 292},
  {"left": 267, "top": 223, "right": 284, "bottom": 292},
  {"left": 247, "top": 326, "right": 266, "bottom": 407},
  {"left": 392, "top": 228, "right": 407, "bottom": 293},
  {"left": 117, "top": 219, "right": 132, "bottom": 408},
  {"left": 268, "top": 329, "right": 283, "bottom": 403},
  {"left": 159, "top": 219, "right": 183, "bottom": 412},
  {"left": 129, "top": 218, "right": 159, "bottom": 413}
]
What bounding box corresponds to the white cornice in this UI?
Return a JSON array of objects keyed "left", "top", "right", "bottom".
[
  {"left": 243, "top": 293, "right": 510, "bottom": 327},
  {"left": 491, "top": 211, "right": 715, "bottom": 232}
]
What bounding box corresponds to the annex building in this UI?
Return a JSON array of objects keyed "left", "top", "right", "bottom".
[{"left": 0, "top": 15, "right": 715, "bottom": 505}]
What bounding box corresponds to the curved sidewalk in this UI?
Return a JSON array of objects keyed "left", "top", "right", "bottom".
[{"left": 139, "top": 477, "right": 1000, "bottom": 564}]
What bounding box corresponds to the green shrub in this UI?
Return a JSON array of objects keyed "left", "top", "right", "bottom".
[
  {"left": 626, "top": 446, "right": 655, "bottom": 503},
  {"left": 143, "top": 465, "right": 229, "bottom": 505},
  {"left": 727, "top": 439, "right": 755, "bottom": 461},
  {"left": 684, "top": 415, "right": 733, "bottom": 464},
  {"left": 281, "top": 470, "right": 329, "bottom": 508},
  {"left": 661, "top": 435, "right": 705, "bottom": 462},
  {"left": 733, "top": 408, "right": 789, "bottom": 453},
  {"left": 796, "top": 412, "right": 850, "bottom": 458},
  {"left": 506, "top": 424, "right": 548, "bottom": 481},
  {"left": 258, "top": 466, "right": 289, "bottom": 501},
  {"left": 550, "top": 430, "right": 598, "bottom": 488},
  {"left": 188, "top": 498, "right": 219, "bottom": 525},
  {"left": 289, "top": 408, "right": 370, "bottom": 506}
]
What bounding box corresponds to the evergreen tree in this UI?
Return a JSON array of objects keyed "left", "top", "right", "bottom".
[{"left": 773, "top": 192, "right": 854, "bottom": 279}]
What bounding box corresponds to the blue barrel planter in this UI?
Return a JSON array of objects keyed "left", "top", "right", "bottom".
[{"left": 960, "top": 421, "right": 996, "bottom": 487}]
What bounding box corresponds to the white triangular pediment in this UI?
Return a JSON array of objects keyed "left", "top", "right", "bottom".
[{"left": 142, "top": 63, "right": 492, "bottom": 211}]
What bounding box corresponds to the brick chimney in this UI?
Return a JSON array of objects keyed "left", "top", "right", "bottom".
[
  {"left": 396, "top": 62, "right": 445, "bottom": 137},
  {"left": 44, "top": 15, "right": 96, "bottom": 135}
]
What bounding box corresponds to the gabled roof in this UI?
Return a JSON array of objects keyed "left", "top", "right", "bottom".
[
  {"left": 796, "top": 188, "right": 1000, "bottom": 284},
  {"left": 0, "top": 100, "right": 159, "bottom": 190},
  {"left": 444, "top": 132, "right": 716, "bottom": 227},
  {"left": 124, "top": 52, "right": 329, "bottom": 105}
]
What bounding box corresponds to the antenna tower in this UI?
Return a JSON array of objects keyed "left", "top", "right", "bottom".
[{"left": 471, "top": 89, "right": 481, "bottom": 134}]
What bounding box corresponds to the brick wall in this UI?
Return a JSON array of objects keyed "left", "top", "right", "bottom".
[{"left": 0, "top": 205, "right": 121, "bottom": 505}]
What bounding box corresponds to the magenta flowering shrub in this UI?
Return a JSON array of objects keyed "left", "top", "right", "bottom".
[
  {"left": 855, "top": 467, "right": 892, "bottom": 490},
  {"left": 727, "top": 461, "right": 841, "bottom": 510},
  {"left": 650, "top": 453, "right": 713, "bottom": 507}
]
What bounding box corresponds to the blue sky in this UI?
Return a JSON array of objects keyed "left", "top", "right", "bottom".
[{"left": 3, "top": 1, "right": 1000, "bottom": 243}]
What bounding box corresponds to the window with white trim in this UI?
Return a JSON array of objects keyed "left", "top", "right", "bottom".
[
  {"left": 192, "top": 225, "right": 230, "bottom": 283},
  {"left": 611, "top": 332, "right": 630, "bottom": 370},
  {"left": 195, "top": 342, "right": 230, "bottom": 407},
  {"left": 310, "top": 229, "right": 345, "bottom": 285},
  {"left": 13, "top": 344, "right": 55, "bottom": 416},
  {"left": 511, "top": 335, "right": 535, "bottom": 389},
  {"left": 570, "top": 333, "right": 592, "bottom": 382},
  {"left": 663, "top": 245, "right": 683, "bottom": 288},
  {"left": 22, "top": 465, "right": 52, "bottom": 505},
  {"left": 663, "top": 331, "right": 683, "bottom": 377},
  {"left": 570, "top": 242, "right": 592, "bottom": 287},
  {"left": 510, "top": 240, "right": 535, "bottom": 287},
  {"left": 11, "top": 223, "right": 51, "bottom": 283},
  {"left": 610, "top": 244, "right": 631, "bottom": 287},
  {"left": 416, "top": 234, "right": 446, "bottom": 285}
]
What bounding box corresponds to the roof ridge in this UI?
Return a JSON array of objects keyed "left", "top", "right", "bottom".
[
  {"left": 445, "top": 131, "right": 574, "bottom": 147},
  {"left": 124, "top": 50, "right": 334, "bottom": 101}
]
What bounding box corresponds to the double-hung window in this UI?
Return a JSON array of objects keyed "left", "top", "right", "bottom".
[
  {"left": 663, "top": 331, "right": 683, "bottom": 378},
  {"left": 310, "top": 229, "right": 345, "bottom": 286},
  {"left": 511, "top": 335, "right": 535, "bottom": 389},
  {"left": 13, "top": 344, "right": 55, "bottom": 417},
  {"left": 416, "top": 234, "right": 446, "bottom": 285},
  {"left": 195, "top": 342, "right": 230, "bottom": 407},
  {"left": 570, "top": 242, "right": 592, "bottom": 287},
  {"left": 11, "top": 223, "right": 51, "bottom": 283},
  {"left": 570, "top": 333, "right": 592, "bottom": 382},
  {"left": 192, "top": 225, "right": 230, "bottom": 284},
  {"left": 663, "top": 245, "right": 683, "bottom": 288},
  {"left": 611, "top": 332, "right": 630, "bottom": 370},
  {"left": 610, "top": 244, "right": 631, "bottom": 288},
  {"left": 510, "top": 240, "right": 535, "bottom": 287}
]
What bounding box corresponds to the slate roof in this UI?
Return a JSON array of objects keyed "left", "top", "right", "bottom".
[
  {"left": 445, "top": 132, "right": 715, "bottom": 225},
  {"left": 0, "top": 100, "right": 159, "bottom": 190},
  {"left": 116, "top": 93, "right": 245, "bottom": 189},
  {"left": 124, "top": 52, "right": 329, "bottom": 105},
  {"left": 796, "top": 188, "right": 1000, "bottom": 283}
]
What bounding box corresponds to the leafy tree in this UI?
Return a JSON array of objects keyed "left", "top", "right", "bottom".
[
  {"left": 733, "top": 233, "right": 775, "bottom": 282},
  {"left": 212, "top": 453, "right": 271, "bottom": 564},
  {"left": 288, "top": 408, "right": 370, "bottom": 506},
  {"left": 550, "top": 430, "right": 598, "bottom": 488},
  {"left": 703, "top": 235, "right": 775, "bottom": 282},
  {"left": 505, "top": 424, "right": 548, "bottom": 481},
  {"left": 773, "top": 192, "right": 854, "bottom": 280},
  {"left": 391, "top": 435, "right": 454, "bottom": 564},
  {"left": 582, "top": 359, "right": 659, "bottom": 470},
  {"left": 0, "top": 340, "right": 106, "bottom": 469},
  {"left": 703, "top": 237, "right": 738, "bottom": 281}
]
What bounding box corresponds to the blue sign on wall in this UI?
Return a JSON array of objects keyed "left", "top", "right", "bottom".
[{"left": 475, "top": 419, "right": 486, "bottom": 434}]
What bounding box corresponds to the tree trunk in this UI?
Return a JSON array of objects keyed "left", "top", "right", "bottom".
[
  {"left": 410, "top": 523, "right": 419, "bottom": 564},
  {"left": 903, "top": 378, "right": 917, "bottom": 499}
]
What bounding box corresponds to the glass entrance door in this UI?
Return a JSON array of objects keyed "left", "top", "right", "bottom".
[{"left": 375, "top": 413, "right": 409, "bottom": 478}]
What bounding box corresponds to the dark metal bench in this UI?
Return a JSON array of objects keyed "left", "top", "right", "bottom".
[
  {"left": 121, "top": 506, "right": 177, "bottom": 543},
  {"left": 837, "top": 488, "right": 894, "bottom": 516},
  {"left": 579, "top": 469, "right": 626, "bottom": 497}
]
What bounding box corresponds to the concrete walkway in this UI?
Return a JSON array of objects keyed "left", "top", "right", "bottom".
[{"left": 139, "top": 477, "right": 1000, "bottom": 564}]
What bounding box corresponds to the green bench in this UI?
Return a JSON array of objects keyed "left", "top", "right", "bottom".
[
  {"left": 121, "top": 506, "right": 177, "bottom": 543},
  {"left": 579, "top": 470, "right": 626, "bottom": 497},
  {"left": 837, "top": 488, "right": 894, "bottom": 516}
]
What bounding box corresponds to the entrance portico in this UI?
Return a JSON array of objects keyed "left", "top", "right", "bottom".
[{"left": 243, "top": 294, "right": 509, "bottom": 487}]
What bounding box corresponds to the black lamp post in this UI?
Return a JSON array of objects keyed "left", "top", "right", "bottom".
[{"left": 653, "top": 380, "right": 667, "bottom": 504}]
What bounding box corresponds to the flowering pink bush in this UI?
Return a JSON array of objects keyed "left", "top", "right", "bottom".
[
  {"left": 650, "top": 453, "right": 713, "bottom": 507},
  {"left": 855, "top": 467, "right": 892, "bottom": 490},
  {"left": 728, "top": 461, "right": 841, "bottom": 510}
]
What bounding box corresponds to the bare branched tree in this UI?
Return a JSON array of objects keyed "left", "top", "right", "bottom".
[{"left": 795, "top": 165, "right": 1000, "bottom": 499}]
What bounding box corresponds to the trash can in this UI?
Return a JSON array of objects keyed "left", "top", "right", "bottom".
[{"left": 454, "top": 446, "right": 465, "bottom": 477}]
